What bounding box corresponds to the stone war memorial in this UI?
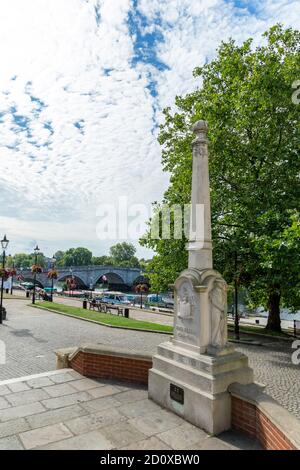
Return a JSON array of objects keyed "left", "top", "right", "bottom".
[{"left": 149, "top": 120, "right": 254, "bottom": 434}]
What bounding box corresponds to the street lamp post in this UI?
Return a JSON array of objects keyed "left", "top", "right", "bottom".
[
  {"left": 140, "top": 272, "right": 143, "bottom": 309},
  {"left": 234, "top": 250, "right": 240, "bottom": 341},
  {"left": 0, "top": 235, "right": 9, "bottom": 324},
  {"left": 32, "top": 245, "right": 40, "bottom": 305},
  {"left": 9, "top": 256, "right": 15, "bottom": 296},
  {"left": 50, "top": 256, "right": 56, "bottom": 302}
]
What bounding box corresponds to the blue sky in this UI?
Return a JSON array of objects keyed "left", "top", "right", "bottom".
[{"left": 0, "top": 0, "right": 299, "bottom": 257}]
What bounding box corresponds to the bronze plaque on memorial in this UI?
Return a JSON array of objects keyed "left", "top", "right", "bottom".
[{"left": 170, "top": 384, "right": 184, "bottom": 404}]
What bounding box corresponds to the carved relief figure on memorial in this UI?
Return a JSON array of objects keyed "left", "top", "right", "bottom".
[
  {"left": 177, "top": 282, "right": 195, "bottom": 320},
  {"left": 209, "top": 280, "right": 227, "bottom": 347}
]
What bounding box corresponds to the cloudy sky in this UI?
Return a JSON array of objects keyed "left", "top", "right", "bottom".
[{"left": 0, "top": 0, "right": 299, "bottom": 258}]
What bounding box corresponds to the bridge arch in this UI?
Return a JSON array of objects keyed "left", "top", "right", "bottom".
[
  {"left": 57, "top": 274, "right": 88, "bottom": 290},
  {"left": 22, "top": 277, "right": 44, "bottom": 288},
  {"left": 94, "top": 272, "right": 126, "bottom": 290}
]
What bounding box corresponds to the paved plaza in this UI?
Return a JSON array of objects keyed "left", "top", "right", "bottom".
[
  {"left": 0, "top": 369, "right": 260, "bottom": 450},
  {"left": 0, "top": 298, "right": 300, "bottom": 420}
]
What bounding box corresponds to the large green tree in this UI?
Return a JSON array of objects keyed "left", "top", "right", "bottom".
[
  {"left": 109, "top": 242, "right": 140, "bottom": 268},
  {"left": 10, "top": 252, "right": 46, "bottom": 268},
  {"left": 141, "top": 25, "right": 300, "bottom": 332},
  {"left": 62, "top": 247, "right": 93, "bottom": 266}
]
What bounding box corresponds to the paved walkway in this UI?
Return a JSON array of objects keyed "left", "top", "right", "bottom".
[
  {"left": 0, "top": 298, "right": 300, "bottom": 419},
  {"left": 0, "top": 369, "right": 260, "bottom": 450}
]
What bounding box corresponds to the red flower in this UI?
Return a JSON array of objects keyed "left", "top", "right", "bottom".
[
  {"left": 47, "top": 269, "right": 58, "bottom": 280},
  {"left": 0, "top": 268, "right": 11, "bottom": 280},
  {"left": 135, "top": 283, "right": 149, "bottom": 293},
  {"left": 31, "top": 264, "right": 43, "bottom": 274}
]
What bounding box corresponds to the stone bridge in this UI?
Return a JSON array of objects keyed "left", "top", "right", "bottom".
[{"left": 19, "top": 265, "right": 144, "bottom": 290}]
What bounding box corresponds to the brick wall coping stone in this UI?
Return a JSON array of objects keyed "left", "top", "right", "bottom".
[
  {"left": 229, "top": 382, "right": 300, "bottom": 450},
  {"left": 57, "top": 344, "right": 153, "bottom": 363}
]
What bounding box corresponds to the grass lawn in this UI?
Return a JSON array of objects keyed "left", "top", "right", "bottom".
[{"left": 35, "top": 301, "right": 173, "bottom": 333}]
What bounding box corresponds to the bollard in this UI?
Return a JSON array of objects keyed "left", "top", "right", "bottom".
[
  {"left": 1, "top": 307, "right": 6, "bottom": 320},
  {"left": 124, "top": 308, "right": 129, "bottom": 318},
  {"left": 83, "top": 300, "right": 87, "bottom": 310},
  {"left": 26, "top": 291, "right": 30, "bottom": 298}
]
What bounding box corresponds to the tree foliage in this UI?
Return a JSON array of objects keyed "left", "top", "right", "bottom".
[
  {"left": 141, "top": 25, "right": 300, "bottom": 331},
  {"left": 109, "top": 242, "right": 140, "bottom": 268}
]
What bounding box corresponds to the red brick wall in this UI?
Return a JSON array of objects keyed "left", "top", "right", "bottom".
[
  {"left": 70, "top": 351, "right": 152, "bottom": 385},
  {"left": 232, "top": 396, "right": 296, "bottom": 450}
]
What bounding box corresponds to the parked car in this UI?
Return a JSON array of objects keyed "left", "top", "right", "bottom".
[
  {"left": 161, "top": 297, "right": 174, "bottom": 309},
  {"left": 146, "top": 294, "right": 174, "bottom": 309},
  {"left": 99, "top": 291, "right": 130, "bottom": 305},
  {"left": 147, "top": 294, "right": 163, "bottom": 303}
]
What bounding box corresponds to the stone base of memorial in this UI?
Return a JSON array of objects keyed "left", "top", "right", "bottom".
[
  {"left": 149, "top": 267, "right": 253, "bottom": 435},
  {"left": 149, "top": 344, "right": 253, "bottom": 435}
]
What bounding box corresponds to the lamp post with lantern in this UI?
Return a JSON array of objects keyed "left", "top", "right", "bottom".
[
  {"left": 32, "top": 245, "right": 40, "bottom": 305},
  {"left": 8, "top": 255, "right": 16, "bottom": 296},
  {"left": 0, "top": 235, "right": 9, "bottom": 324}
]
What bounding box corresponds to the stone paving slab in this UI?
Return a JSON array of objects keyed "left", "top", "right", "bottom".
[
  {"left": 156, "top": 422, "right": 209, "bottom": 449},
  {"left": 65, "top": 408, "right": 127, "bottom": 435},
  {"left": 37, "top": 430, "right": 114, "bottom": 450},
  {"left": 129, "top": 409, "right": 184, "bottom": 437},
  {"left": 0, "top": 402, "right": 45, "bottom": 422},
  {"left": 0, "top": 418, "right": 30, "bottom": 438},
  {"left": 27, "top": 376, "right": 55, "bottom": 388},
  {"left": 87, "top": 385, "right": 121, "bottom": 399},
  {"left": 19, "top": 423, "right": 73, "bottom": 449},
  {"left": 0, "top": 370, "right": 261, "bottom": 450},
  {"left": 0, "top": 396, "right": 10, "bottom": 410},
  {"left": 26, "top": 404, "right": 86, "bottom": 429},
  {"left": 0, "top": 385, "right": 10, "bottom": 396},
  {"left": 68, "top": 377, "right": 105, "bottom": 391},
  {"left": 41, "top": 391, "right": 92, "bottom": 410},
  {"left": 6, "top": 388, "right": 50, "bottom": 407},
  {"left": 42, "top": 382, "right": 79, "bottom": 398},
  {"left": 120, "top": 436, "right": 172, "bottom": 450},
  {"left": 99, "top": 421, "right": 147, "bottom": 448},
  {"left": 0, "top": 435, "right": 24, "bottom": 450},
  {"left": 8, "top": 381, "right": 30, "bottom": 393}
]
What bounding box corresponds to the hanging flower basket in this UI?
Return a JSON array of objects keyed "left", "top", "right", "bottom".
[
  {"left": 135, "top": 283, "right": 149, "bottom": 293},
  {"left": 31, "top": 264, "right": 42, "bottom": 274},
  {"left": 9, "top": 268, "right": 17, "bottom": 276},
  {"left": 66, "top": 277, "right": 77, "bottom": 290},
  {"left": 0, "top": 268, "right": 11, "bottom": 280},
  {"left": 47, "top": 269, "right": 58, "bottom": 280}
]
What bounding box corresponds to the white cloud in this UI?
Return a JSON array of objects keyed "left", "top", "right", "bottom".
[{"left": 0, "top": 0, "right": 298, "bottom": 257}]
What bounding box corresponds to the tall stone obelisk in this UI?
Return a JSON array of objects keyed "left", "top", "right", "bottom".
[{"left": 148, "top": 120, "right": 253, "bottom": 435}]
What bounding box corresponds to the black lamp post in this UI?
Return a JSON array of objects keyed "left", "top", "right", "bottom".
[
  {"left": 234, "top": 250, "right": 240, "bottom": 341},
  {"left": 9, "top": 255, "right": 15, "bottom": 296},
  {"left": 50, "top": 256, "right": 56, "bottom": 302},
  {"left": 32, "top": 245, "right": 40, "bottom": 305},
  {"left": 139, "top": 271, "right": 143, "bottom": 309},
  {"left": 0, "top": 235, "right": 9, "bottom": 324}
]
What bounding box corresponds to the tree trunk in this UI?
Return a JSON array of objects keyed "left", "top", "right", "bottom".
[{"left": 266, "top": 289, "right": 281, "bottom": 332}]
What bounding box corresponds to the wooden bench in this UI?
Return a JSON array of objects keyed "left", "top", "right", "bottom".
[
  {"left": 105, "top": 304, "right": 125, "bottom": 316},
  {"left": 88, "top": 301, "right": 128, "bottom": 317}
]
